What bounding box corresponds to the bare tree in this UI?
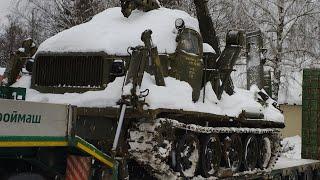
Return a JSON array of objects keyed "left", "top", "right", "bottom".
[
  {"left": 239, "top": 0, "right": 320, "bottom": 100},
  {"left": 0, "top": 16, "right": 27, "bottom": 67},
  {"left": 22, "top": 0, "right": 108, "bottom": 34}
]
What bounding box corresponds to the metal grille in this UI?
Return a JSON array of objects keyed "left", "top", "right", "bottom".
[{"left": 34, "top": 55, "right": 104, "bottom": 87}]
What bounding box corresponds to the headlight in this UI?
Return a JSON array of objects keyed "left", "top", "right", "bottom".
[{"left": 175, "top": 18, "right": 185, "bottom": 30}]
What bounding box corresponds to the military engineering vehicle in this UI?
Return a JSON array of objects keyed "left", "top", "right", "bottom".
[{"left": 0, "top": 1, "right": 287, "bottom": 179}]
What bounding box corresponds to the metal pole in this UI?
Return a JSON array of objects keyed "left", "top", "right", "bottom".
[{"left": 112, "top": 104, "right": 127, "bottom": 151}]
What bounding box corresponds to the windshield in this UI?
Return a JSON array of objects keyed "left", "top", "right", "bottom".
[{"left": 178, "top": 31, "right": 200, "bottom": 55}]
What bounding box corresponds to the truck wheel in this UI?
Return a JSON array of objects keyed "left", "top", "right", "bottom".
[
  {"left": 200, "top": 134, "right": 221, "bottom": 177},
  {"left": 243, "top": 135, "right": 258, "bottom": 171},
  {"left": 176, "top": 133, "right": 200, "bottom": 178}
]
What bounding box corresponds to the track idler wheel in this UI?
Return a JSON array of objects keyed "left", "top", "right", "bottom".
[
  {"left": 176, "top": 133, "right": 200, "bottom": 178},
  {"left": 243, "top": 135, "right": 258, "bottom": 171},
  {"left": 258, "top": 135, "right": 272, "bottom": 169},
  {"left": 200, "top": 134, "right": 221, "bottom": 177},
  {"left": 223, "top": 134, "right": 243, "bottom": 173}
]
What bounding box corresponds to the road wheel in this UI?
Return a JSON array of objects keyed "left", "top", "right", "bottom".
[
  {"left": 258, "top": 135, "right": 272, "bottom": 169},
  {"left": 223, "top": 134, "right": 243, "bottom": 173},
  {"left": 243, "top": 135, "right": 258, "bottom": 171},
  {"left": 176, "top": 133, "right": 200, "bottom": 178},
  {"left": 200, "top": 134, "right": 221, "bottom": 177}
]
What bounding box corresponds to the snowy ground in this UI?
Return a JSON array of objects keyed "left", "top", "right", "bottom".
[
  {"left": 274, "top": 158, "right": 318, "bottom": 170},
  {"left": 274, "top": 135, "right": 319, "bottom": 169},
  {"left": 281, "top": 135, "right": 301, "bottom": 159}
]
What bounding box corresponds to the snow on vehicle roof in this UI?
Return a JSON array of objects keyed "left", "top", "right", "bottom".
[{"left": 37, "top": 7, "right": 200, "bottom": 56}]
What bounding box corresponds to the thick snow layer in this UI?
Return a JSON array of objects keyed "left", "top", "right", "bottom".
[
  {"left": 37, "top": 7, "right": 200, "bottom": 56},
  {"left": 281, "top": 135, "right": 301, "bottom": 159},
  {"left": 12, "top": 75, "right": 122, "bottom": 108},
  {"left": 12, "top": 73, "right": 284, "bottom": 123}
]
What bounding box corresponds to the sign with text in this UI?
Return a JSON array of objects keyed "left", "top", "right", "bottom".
[
  {"left": 0, "top": 99, "right": 70, "bottom": 137},
  {"left": 0, "top": 86, "right": 26, "bottom": 100}
]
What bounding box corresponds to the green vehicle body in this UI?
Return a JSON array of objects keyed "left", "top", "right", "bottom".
[
  {"left": 0, "top": 3, "right": 287, "bottom": 179},
  {"left": 31, "top": 28, "right": 204, "bottom": 101}
]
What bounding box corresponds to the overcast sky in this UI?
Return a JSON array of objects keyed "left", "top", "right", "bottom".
[{"left": 0, "top": 0, "right": 16, "bottom": 26}]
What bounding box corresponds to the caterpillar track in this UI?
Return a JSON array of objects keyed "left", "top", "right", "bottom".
[{"left": 128, "top": 118, "right": 282, "bottom": 179}]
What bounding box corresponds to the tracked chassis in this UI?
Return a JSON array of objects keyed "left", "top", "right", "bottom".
[{"left": 127, "top": 109, "right": 283, "bottom": 179}]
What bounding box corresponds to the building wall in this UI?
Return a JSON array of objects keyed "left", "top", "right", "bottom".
[{"left": 280, "top": 104, "right": 302, "bottom": 138}]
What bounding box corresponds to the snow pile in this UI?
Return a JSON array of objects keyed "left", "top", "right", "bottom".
[
  {"left": 281, "top": 135, "right": 301, "bottom": 159},
  {"left": 141, "top": 74, "right": 283, "bottom": 122},
  {"left": 37, "top": 7, "right": 199, "bottom": 56},
  {"left": 12, "top": 75, "right": 122, "bottom": 108},
  {"left": 12, "top": 73, "right": 284, "bottom": 123}
]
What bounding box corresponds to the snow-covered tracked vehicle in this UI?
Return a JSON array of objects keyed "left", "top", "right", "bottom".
[{"left": 0, "top": 2, "right": 285, "bottom": 180}]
